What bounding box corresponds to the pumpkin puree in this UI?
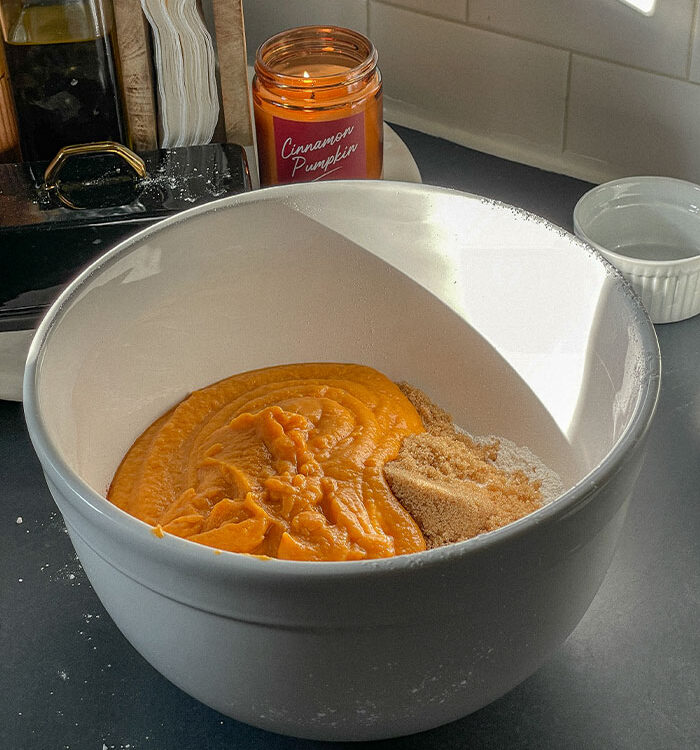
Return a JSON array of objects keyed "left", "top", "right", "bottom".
[{"left": 107, "top": 363, "right": 427, "bottom": 560}]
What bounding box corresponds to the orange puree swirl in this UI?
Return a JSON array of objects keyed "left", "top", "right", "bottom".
[{"left": 107, "top": 363, "right": 427, "bottom": 560}]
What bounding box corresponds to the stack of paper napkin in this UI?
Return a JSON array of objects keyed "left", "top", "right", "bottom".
[{"left": 141, "top": 0, "right": 220, "bottom": 147}]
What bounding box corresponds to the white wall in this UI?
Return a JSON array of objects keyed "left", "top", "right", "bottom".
[{"left": 242, "top": 0, "right": 700, "bottom": 184}]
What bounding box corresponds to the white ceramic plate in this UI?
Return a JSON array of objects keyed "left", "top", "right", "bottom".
[{"left": 383, "top": 123, "right": 421, "bottom": 183}]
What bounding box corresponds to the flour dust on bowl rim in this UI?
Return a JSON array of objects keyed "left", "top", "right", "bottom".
[{"left": 23, "top": 181, "right": 660, "bottom": 741}]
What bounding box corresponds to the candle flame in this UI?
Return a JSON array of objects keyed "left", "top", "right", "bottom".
[{"left": 303, "top": 70, "right": 310, "bottom": 79}]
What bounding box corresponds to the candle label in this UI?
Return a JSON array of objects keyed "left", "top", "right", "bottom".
[{"left": 273, "top": 112, "right": 366, "bottom": 183}]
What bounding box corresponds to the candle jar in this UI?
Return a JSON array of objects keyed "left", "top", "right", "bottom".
[{"left": 252, "top": 25, "right": 382, "bottom": 186}]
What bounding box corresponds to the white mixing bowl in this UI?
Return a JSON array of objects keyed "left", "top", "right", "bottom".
[{"left": 24, "top": 182, "right": 660, "bottom": 741}]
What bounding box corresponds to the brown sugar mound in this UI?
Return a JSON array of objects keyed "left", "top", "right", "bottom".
[{"left": 384, "top": 383, "right": 544, "bottom": 548}]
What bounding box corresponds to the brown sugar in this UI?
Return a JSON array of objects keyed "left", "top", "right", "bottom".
[{"left": 384, "top": 383, "right": 550, "bottom": 548}]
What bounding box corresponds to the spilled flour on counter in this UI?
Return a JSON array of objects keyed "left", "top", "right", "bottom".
[{"left": 384, "top": 383, "right": 565, "bottom": 548}]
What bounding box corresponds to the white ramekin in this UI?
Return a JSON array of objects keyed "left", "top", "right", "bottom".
[{"left": 574, "top": 176, "right": 700, "bottom": 324}]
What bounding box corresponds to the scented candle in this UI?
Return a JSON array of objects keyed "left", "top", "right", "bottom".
[{"left": 252, "top": 26, "right": 382, "bottom": 186}]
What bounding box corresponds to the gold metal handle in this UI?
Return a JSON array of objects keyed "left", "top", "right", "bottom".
[{"left": 44, "top": 141, "right": 147, "bottom": 210}]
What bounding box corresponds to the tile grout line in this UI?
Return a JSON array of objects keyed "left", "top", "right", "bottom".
[
  {"left": 371, "top": 0, "right": 699, "bottom": 86},
  {"left": 561, "top": 51, "right": 573, "bottom": 156},
  {"left": 372, "top": 0, "right": 468, "bottom": 25},
  {"left": 687, "top": 0, "right": 699, "bottom": 79}
]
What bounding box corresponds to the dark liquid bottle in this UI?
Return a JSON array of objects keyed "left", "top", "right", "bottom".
[{"left": 1, "top": 0, "right": 126, "bottom": 162}]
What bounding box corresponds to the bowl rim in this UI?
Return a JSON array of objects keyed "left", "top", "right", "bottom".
[
  {"left": 23, "top": 180, "right": 662, "bottom": 581},
  {"left": 573, "top": 175, "right": 700, "bottom": 268}
]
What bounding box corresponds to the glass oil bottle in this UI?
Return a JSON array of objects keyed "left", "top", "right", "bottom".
[{"left": 0, "top": 0, "right": 127, "bottom": 162}]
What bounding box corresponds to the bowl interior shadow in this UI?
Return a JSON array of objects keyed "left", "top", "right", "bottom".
[{"left": 32, "top": 187, "right": 653, "bottom": 510}]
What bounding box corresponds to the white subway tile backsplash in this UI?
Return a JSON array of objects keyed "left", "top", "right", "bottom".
[
  {"left": 370, "top": 2, "right": 569, "bottom": 153},
  {"left": 566, "top": 55, "right": 700, "bottom": 182},
  {"left": 241, "top": 0, "right": 700, "bottom": 183},
  {"left": 469, "top": 0, "right": 695, "bottom": 79},
  {"left": 375, "top": 0, "right": 466, "bottom": 23},
  {"left": 242, "top": 0, "right": 368, "bottom": 60},
  {"left": 689, "top": 8, "right": 700, "bottom": 83}
]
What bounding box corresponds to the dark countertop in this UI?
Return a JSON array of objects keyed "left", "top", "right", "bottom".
[{"left": 1, "top": 125, "right": 698, "bottom": 750}]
